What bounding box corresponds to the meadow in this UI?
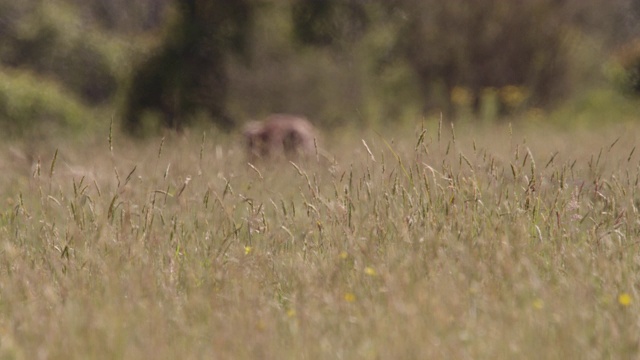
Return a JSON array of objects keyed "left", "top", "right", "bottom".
[{"left": 0, "top": 120, "right": 639, "bottom": 359}]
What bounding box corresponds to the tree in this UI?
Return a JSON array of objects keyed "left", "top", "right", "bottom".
[
  {"left": 123, "top": 0, "right": 254, "bottom": 134},
  {"left": 291, "top": 0, "right": 578, "bottom": 116},
  {"left": 291, "top": 0, "right": 368, "bottom": 47}
]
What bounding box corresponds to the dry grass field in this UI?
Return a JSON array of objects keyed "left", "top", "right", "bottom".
[{"left": 0, "top": 120, "right": 639, "bottom": 359}]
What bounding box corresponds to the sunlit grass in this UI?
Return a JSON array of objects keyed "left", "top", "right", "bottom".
[{"left": 0, "top": 120, "right": 639, "bottom": 359}]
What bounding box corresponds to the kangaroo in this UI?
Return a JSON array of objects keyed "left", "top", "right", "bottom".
[{"left": 243, "top": 114, "right": 317, "bottom": 160}]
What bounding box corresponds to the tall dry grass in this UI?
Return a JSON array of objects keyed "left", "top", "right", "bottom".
[{"left": 0, "top": 121, "right": 639, "bottom": 359}]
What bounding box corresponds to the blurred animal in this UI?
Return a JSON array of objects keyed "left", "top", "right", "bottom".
[{"left": 243, "top": 114, "right": 317, "bottom": 160}]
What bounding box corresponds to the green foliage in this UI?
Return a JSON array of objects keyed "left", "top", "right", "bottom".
[
  {"left": 233, "top": 0, "right": 578, "bottom": 127},
  {"left": 288, "top": 0, "right": 638, "bottom": 121},
  {"left": 65, "top": 0, "right": 170, "bottom": 33},
  {"left": 123, "top": 0, "right": 255, "bottom": 135},
  {"left": 549, "top": 87, "right": 640, "bottom": 127},
  {"left": 291, "top": 0, "right": 368, "bottom": 46},
  {"left": 0, "top": 0, "right": 122, "bottom": 105},
  {"left": 0, "top": 69, "right": 91, "bottom": 137},
  {"left": 227, "top": 4, "right": 363, "bottom": 128},
  {"left": 397, "top": 0, "right": 569, "bottom": 111},
  {"left": 0, "top": 0, "right": 637, "bottom": 137},
  {"left": 610, "top": 39, "right": 640, "bottom": 96}
]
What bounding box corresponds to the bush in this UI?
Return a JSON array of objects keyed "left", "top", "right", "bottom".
[
  {"left": 387, "top": 0, "right": 571, "bottom": 114},
  {"left": 0, "top": 0, "right": 122, "bottom": 105},
  {"left": 611, "top": 39, "right": 640, "bottom": 95},
  {"left": 0, "top": 69, "right": 91, "bottom": 137},
  {"left": 122, "top": 0, "right": 255, "bottom": 134}
]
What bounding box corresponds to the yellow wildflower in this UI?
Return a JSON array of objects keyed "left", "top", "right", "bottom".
[
  {"left": 618, "top": 293, "right": 632, "bottom": 306},
  {"left": 532, "top": 298, "right": 544, "bottom": 310},
  {"left": 244, "top": 246, "right": 252, "bottom": 255},
  {"left": 500, "top": 85, "right": 528, "bottom": 108},
  {"left": 344, "top": 292, "right": 356, "bottom": 303},
  {"left": 451, "top": 86, "right": 473, "bottom": 107},
  {"left": 364, "top": 267, "right": 377, "bottom": 276}
]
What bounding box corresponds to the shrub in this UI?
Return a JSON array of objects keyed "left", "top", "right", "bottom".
[
  {"left": 611, "top": 39, "right": 640, "bottom": 95},
  {"left": 0, "top": 69, "right": 90, "bottom": 137},
  {"left": 0, "top": 0, "right": 121, "bottom": 105}
]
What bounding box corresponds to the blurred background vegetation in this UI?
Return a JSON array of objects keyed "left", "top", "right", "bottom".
[{"left": 1, "top": 0, "right": 639, "bottom": 137}]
